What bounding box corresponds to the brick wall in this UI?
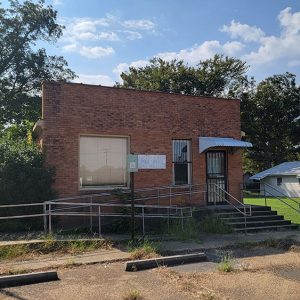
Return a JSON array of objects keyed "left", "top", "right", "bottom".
[{"left": 41, "top": 82, "right": 243, "bottom": 204}]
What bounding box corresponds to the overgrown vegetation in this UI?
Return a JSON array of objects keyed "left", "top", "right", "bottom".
[
  {"left": 218, "top": 252, "right": 234, "bottom": 272},
  {"left": 199, "top": 215, "right": 232, "bottom": 234},
  {"left": 168, "top": 218, "right": 201, "bottom": 241},
  {"left": 0, "top": 239, "right": 111, "bottom": 260},
  {"left": 0, "top": 139, "right": 56, "bottom": 231},
  {"left": 122, "top": 289, "right": 144, "bottom": 300},
  {"left": 128, "top": 239, "right": 159, "bottom": 260}
]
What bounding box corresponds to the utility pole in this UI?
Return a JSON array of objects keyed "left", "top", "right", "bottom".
[{"left": 130, "top": 171, "right": 135, "bottom": 242}]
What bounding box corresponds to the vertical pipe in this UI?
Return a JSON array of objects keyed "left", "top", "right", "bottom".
[
  {"left": 181, "top": 209, "right": 184, "bottom": 230},
  {"left": 49, "top": 203, "right": 52, "bottom": 234},
  {"left": 90, "top": 197, "right": 93, "bottom": 234},
  {"left": 43, "top": 202, "right": 47, "bottom": 234},
  {"left": 142, "top": 207, "right": 145, "bottom": 236},
  {"left": 98, "top": 205, "right": 101, "bottom": 238}
]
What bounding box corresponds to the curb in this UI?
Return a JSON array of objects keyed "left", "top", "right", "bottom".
[
  {"left": 125, "top": 252, "right": 207, "bottom": 271},
  {"left": 0, "top": 271, "right": 59, "bottom": 288}
]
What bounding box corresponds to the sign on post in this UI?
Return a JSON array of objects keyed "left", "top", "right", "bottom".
[
  {"left": 138, "top": 155, "right": 166, "bottom": 169},
  {"left": 127, "top": 154, "right": 138, "bottom": 172}
]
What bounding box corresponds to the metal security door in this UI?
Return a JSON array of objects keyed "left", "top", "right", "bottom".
[{"left": 206, "top": 151, "right": 227, "bottom": 204}]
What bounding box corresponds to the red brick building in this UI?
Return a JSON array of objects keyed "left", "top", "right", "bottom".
[{"left": 34, "top": 81, "right": 252, "bottom": 205}]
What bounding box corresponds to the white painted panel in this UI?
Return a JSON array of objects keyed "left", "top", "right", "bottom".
[{"left": 138, "top": 155, "right": 166, "bottom": 169}]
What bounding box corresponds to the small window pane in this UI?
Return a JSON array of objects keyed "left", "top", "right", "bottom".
[
  {"left": 277, "top": 177, "right": 282, "bottom": 186},
  {"left": 172, "top": 140, "right": 192, "bottom": 185}
]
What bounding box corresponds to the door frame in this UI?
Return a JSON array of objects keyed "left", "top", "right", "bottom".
[{"left": 205, "top": 150, "right": 228, "bottom": 205}]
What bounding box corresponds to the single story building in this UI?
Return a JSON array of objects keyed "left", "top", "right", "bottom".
[
  {"left": 34, "top": 81, "right": 252, "bottom": 205},
  {"left": 250, "top": 161, "right": 300, "bottom": 198}
]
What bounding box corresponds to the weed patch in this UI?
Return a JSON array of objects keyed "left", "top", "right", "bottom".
[
  {"left": 122, "top": 289, "right": 143, "bottom": 300},
  {"left": 218, "top": 252, "right": 234, "bottom": 272},
  {"left": 128, "top": 239, "right": 159, "bottom": 260},
  {"left": 168, "top": 218, "right": 201, "bottom": 241},
  {"left": 199, "top": 215, "right": 232, "bottom": 234},
  {"left": 0, "top": 239, "right": 111, "bottom": 261}
]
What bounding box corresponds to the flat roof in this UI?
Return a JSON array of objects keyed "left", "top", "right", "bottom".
[{"left": 42, "top": 81, "right": 240, "bottom": 102}]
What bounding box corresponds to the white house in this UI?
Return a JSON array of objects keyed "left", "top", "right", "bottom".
[{"left": 250, "top": 161, "right": 300, "bottom": 198}]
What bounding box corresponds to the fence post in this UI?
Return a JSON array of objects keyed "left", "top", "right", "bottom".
[
  {"left": 98, "top": 205, "right": 101, "bottom": 238},
  {"left": 264, "top": 184, "right": 267, "bottom": 206},
  {"left": 142, "top": 207, "right": 145, "bottom": 236},
  {"left": 90, "top": 197, "right": 93, "bottom": 234},
  {"left": 181, "top": 209, "right": 184, "bottom": 230},
  {"left": 43, "top": 202, "right": 47, "bottom": 234},
  {"left": 48, "top": 203, "right": 52, "bottom": 234}
]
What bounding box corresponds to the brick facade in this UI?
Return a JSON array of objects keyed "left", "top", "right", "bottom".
[{"left": 39, "top": 81, "right": 243, "bottom": 204}]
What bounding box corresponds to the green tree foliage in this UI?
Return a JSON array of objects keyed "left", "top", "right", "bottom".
[
  {"left": 242, "top": 73, "right": 300, "bottom": 172},
  {"left": 0, "top": 0, "right": 76, "bottom": 125},
  {"left": 117, "top": 55, "right": 248, "bottom": 97},
  {"left": 0, "top": 139, "right": 56, "bottom": 205}
]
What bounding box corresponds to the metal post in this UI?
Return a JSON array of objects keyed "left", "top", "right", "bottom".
[
  {"left": 98, "top": 206, "right": 101, "bottom": 237},
  {"left": 264, "top": 184, "right": 267, "bottom": 206},
  {"left": 142, "top": 207, "right": 145, "bottom": 236},
  {"left": 48, "top": 203, "right": 52, "bottom": 234},
  {"left": 43, "top": 202, "right": 47, "bottom": 234},
  {"left": 181, "top": 209, "right": 184, "bottom": 230},
  {"left": 189, "top": 184, "right": 192, "bottom": 206},
  {"left": 130, "top": 172, "right": 135, "bottom": 242},
  {"left": 90, "top": 197, "right": 93, "bottom": 234},
  {"left": 169, "top": 187, "right": 172, "bottom": 207}
]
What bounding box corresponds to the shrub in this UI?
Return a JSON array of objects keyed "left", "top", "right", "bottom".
[
  {"left": 122, "top": 289, "right": 143, "bottom": 300},
  {"left": 218, "top": 252, "right": 233, "bottom": 272},
  {"left": 168, "top": 218, "right": 200, "bottom": 241},
  {"left": 0, "top": 139, "right": 56, "bottom": 231},
  {"left": 199, "top": 214, "right": 232, "bottom": 234},
  {"left": 128, "top": 239, "right": 159, "bottom": 260}
]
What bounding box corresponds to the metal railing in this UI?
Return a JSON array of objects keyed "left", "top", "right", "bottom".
[
  {"left": 242, "top": 182, "right": 300, "bottom": 214},
  {"left": 0, "top": 183, "right": 253, "bottom": 235}
]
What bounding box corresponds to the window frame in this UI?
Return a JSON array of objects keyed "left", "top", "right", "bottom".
[
  {"left": 276, "top": 177, "right": 283, "bottom": 186},
  {"left": 172, "top": 139, "right": 192, "bottom": 185},
  {"left": 78, "top": 134, "right": 130, "bottom": 190}
]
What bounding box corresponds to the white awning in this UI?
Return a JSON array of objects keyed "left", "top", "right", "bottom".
[{"left": 199, "top": 137, "right": 252, "bottom": 153}]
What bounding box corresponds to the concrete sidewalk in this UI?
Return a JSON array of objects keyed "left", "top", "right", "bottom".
[{"left": 0, "top": 230, "right": 299, "bottom": 275}]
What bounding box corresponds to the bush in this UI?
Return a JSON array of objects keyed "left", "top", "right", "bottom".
[
  {"left": 199, "top": 214, "right": 232, "bottom": 234},
  {"left": 0, "top": 139, "right": 56, "bottom": 231}
]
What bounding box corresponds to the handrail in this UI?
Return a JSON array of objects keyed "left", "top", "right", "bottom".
[
  {"left": 210, "top": 183, "right": 252, "bottom": 217},
  {"left": 263, "top": 183, "right": 300, "bottom": 206}
]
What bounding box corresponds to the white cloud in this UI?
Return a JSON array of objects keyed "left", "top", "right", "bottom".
[
  {"left": 123, "top": 30, "right": 143, "bottom": 40},
  {"left": 98, "top": 32, "right": 120, "bottom": 41},
  {"left": 73, "top": 74, "right": 115, "bottom": 86},
  {"left": 244, "top": 7, "right": 300, "bottom": 66},
  {"left": 53, "top": 0, "right": 63, "bottom": 6},
  {"left": 113, "top": 60, "right": 148, "bottom": 80},
  {"left": 63, "top": 44, "right": 115, "bottom": 59},
  {"left": 122, "top": 19, "right": 155, "bottom": 30},
  {"left": 221, "top": 20, "right": 265, "bottom": 42},
  {"left": 157, "top": 40, "right": 244, "bottom": 64}
]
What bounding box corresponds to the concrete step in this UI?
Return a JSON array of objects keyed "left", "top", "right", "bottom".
[
  {"left": 217, "top": 210, "right": 278, "bottom": 218},
  {"left": 221, "top": 215, "right": 284, "bottom": 223},
  {"left": 212, "top": 205, "right": 271, "bottom": 214},
  {"left": 228, "top": 219, "right": 292, "bottom": 228},
  {"left": 234, "top": 224, "right": 298, "bottom": 232}
]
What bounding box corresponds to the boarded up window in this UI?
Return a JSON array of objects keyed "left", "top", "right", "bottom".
[{"left": 79, "top": 136, "right": 128, "bottom": 187}]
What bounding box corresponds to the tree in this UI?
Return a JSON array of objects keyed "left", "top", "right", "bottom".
[
  {"left": 242, "top": 73, "right": 300, "bottom": 172},
  {"left": 117, "top": 55, "right": 248, "bottom": 97},
  {"left": 0, "top": 0, "right": 76, "bottom": 125}
]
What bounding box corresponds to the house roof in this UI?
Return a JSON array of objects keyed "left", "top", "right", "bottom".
[{"left": 250, "top": 161, "right": 300, "bottom": 180}]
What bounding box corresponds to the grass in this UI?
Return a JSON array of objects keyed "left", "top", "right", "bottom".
[
  {"left": 0, "top": 239, "right": 111, "bottom": 261},
  {"left": 244, "top": 197, "right": 300, "bottom": 224},
  {"left": 168, "top": 218, "right": 201, "bottom": 241},
  {"left": 122, "top": 289, "right": 144, "bottom": 300},
  {"left": 218, "top": 252, "right": 234, "bottom": 272},
  {"left": 199, "top": 215, "right": 232, "bottom": 234},
  {"left": 128, "top": 239, "right": 159, "bottom": 260}
]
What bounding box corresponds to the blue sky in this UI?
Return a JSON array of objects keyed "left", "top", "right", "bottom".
[{"left": 6, "top": 0, "right": 300, "bottom": 85}]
